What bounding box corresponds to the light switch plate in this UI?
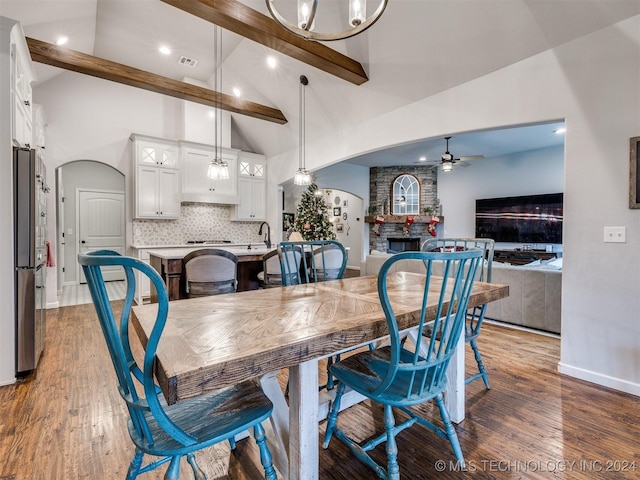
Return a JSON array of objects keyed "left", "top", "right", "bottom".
[{"left": 604, "top": 226, "right": 626, "bottom": 243}]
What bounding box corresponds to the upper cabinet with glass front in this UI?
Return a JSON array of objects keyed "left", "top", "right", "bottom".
[
  {"left": 131, "top": 134, "right": 181, "bottom": 219},
  {"left": 10, "top": 23, "right": 36, "bottom": 148},
  {"left": 392, "top": 174, "right": 420, "bottom": 215}
]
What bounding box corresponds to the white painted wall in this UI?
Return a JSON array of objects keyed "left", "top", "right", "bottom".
[
  {"left": 438, "top": 144, "right": 565, "bottom": 241},
  {"left": 269, "top": 16, "right": 640, "bottom": 395}
]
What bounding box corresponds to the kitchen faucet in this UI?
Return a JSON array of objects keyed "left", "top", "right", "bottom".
[{"left": 258, "top": 222, "right": 272, "bottom": 248}]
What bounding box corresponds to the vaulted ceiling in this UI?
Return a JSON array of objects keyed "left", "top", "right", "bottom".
[{"left": 1, "top": 0, "right": 638, "bottom": 164}]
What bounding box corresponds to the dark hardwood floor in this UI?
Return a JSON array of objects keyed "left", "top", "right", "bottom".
[{"left": 1, "top": 302, "right": 638, "bottom": 479}]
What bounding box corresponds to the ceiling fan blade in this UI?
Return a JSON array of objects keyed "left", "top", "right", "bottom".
[
  {"left": 458, "top": 154, "right": 484, "bottom": 161},
  {"left": 412, "top": 159, "right": 440, "bottom": 165}
]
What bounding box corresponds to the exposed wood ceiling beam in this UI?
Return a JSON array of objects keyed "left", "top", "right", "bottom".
[
  {"left": 26, "top": 37, "right": 287, "bottom": 125},
  {"left": 161, "top": 0, "right": 369, "bottom": 86}
]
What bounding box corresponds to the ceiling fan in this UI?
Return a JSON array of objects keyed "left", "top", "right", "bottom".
[{"left": 414, "top": 136, "right": 484, "bottom": 171}]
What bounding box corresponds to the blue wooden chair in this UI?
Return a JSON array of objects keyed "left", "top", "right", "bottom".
[
  {"left": 78, "top": 250, "right": 277, "bottom": 480},
  {"left": 278, "top": 240, "right": 347, "bottom": 286},
  {"left": 422, "top": 237, "right": 495, "bottom": 388},
  {"left": 279, "top": 240, "right": 347, "bottom": 391},
  {"left": 323, "top": 250, "right": 484, "bottom": 478}
]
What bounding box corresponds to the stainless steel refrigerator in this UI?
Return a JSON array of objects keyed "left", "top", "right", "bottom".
[{"left": 14, "top": 146, "right": 47, "bottom": 374}]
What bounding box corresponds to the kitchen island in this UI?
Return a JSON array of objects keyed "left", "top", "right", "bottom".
[{"left": 146, "top": 244, "right": 275, "bottom": 302}]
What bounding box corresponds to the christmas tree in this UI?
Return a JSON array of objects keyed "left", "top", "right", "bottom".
[{"left": 294, "top": 183, "right": 336, "bottom": 240}]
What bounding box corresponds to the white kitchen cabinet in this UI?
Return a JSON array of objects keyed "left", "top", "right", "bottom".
[
  {"left": 232, "top": 152, "right": 267, "bottom": 221},
  {"left": 32, "top": 104, "right": 46, "bottom": 150},
  {"left": 134, "top": 249, "right": 151, "bottom": 305},
  {"left": 181, "top": 142, "right": 239, "bottom": 204},
  {"left": 11, "top": 28, "right": 35, "bottom": 148},
  {"left": 131, "top": 134, "right": 180, "bottom": 219}
]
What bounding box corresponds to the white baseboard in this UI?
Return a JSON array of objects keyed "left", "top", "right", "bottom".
[
  {"left": 484, "top": 319, "right": 560, "bottom": 339},
  {"left": 46, "top": 301, "right": 59, "bottom": 309},
  {"left": 558, "top": 362, "right": 640, "bottom": 397},
  {"left": 0, "top": 377, "right": 16, "bottom": 387}
]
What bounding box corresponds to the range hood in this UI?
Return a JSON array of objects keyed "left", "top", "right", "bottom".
[{"left": 181, "top": 192, "right": 240, "bottom": 205}]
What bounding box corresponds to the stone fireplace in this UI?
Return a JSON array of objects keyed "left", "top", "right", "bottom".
[{"left": 368, "top": 166, "right": 438, "bottom": 253}]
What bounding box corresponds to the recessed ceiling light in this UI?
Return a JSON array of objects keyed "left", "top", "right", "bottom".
[
  {"left": 233, "top": 87, "right": 242, "bottom": 97},
  {"left": 56, "top": 36, "right": 68, "bottom": 46},
  {"left": 553, "top": 127, "right": 566, "bottom": 134},
  {"left": 419, "top": 156, "right": 427, "bottom": 162},
  {"left": 267, "top": 56, "right": 277, "bottom": 69},
  {"left": 159, "top": 45, "right": 172, "bottom": 55}
]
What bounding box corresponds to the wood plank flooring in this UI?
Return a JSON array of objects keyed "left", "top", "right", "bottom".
[{"left": 1, "top": 302, "right": 638, "bottom": 479}]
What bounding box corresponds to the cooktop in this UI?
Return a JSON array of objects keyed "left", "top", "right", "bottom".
[{"left": 186, "top": 240, "right": 232, "bottom": 244}]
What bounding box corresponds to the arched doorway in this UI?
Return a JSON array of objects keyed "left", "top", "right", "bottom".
[{"left": 56, "top": 161, "right": 125, "bottom": 300}]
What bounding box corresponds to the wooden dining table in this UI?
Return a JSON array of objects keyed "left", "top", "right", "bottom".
[{"left": 131, "top": 272, "right": 508, "bottom": 480}]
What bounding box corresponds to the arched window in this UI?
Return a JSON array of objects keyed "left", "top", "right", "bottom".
[{"left": 392, "top": 174, "right": 420, "bottom": 215}]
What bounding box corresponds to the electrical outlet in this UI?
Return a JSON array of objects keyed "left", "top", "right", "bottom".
[{"left": 603, "top": 226, "right": 626, "bottom": 243}]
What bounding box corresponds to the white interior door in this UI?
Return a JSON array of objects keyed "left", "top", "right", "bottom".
[{"left": 77, "top": 189, "right": 125, "bottom": 283}]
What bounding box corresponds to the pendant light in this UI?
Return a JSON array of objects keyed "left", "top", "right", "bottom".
[
  {"left": 294, "top": 75, "right": 311, "bottom": 186},
  {"left": 266, "top": 0, "right": 388, "bottom": 41},
  {"left": 207, "top": 25, "right": 229, "bottom": 181}
]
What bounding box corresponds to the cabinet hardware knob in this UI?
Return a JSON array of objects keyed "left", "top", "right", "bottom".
[{"left": 24, "top": 100, "right": 30, "bottom": 106}]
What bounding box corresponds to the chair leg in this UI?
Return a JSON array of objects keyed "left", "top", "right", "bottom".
[
  {"left": 434, "top": 394, "right": 465, "bottom": 468},
  {"left": 164, "top": 456, "right": 181, "bottom": 480},
  {"left": 322, "top": 382, "right": 346, "bottom": 448},
  {"left": 126, "top": 448, "right": 144, "bottom": 480},
  {"left": 383, "top": 405, "right": 401, "bottom": 480},
  {"left": 253, "top": 423, "right": 278, "bottom": 480},
  {"left": 186, "top": 453, "right": 207, "bottom": 480},
  {"left": 469, "top": 339, "right": 491, "bottom": 389}
]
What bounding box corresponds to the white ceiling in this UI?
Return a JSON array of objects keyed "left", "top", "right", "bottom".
[{"left": 1, "top": 0, "right": 638, "bottom": 165}]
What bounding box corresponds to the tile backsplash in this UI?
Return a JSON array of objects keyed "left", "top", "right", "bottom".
[{"left": 133, "top": 203, "right": 264, "bottom": 246}]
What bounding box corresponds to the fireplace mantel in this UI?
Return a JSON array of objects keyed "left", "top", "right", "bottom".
[{"left": 364, "top": 215, "right": 444, "bottom": 224}]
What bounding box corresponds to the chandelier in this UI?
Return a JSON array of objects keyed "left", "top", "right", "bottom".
[
  {"left": 207, "top": 25, "right": 229, "bottom": 180},
  {"left": 294, "top": 75, "right": 312, "bottom": 186},
  {"left": 266, "top": 0, "right": 388, "bottom": 41}
]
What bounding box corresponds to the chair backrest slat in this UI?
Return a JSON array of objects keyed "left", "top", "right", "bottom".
[{"left": 373, "top": 250, "right": 483, "bottom": 400}]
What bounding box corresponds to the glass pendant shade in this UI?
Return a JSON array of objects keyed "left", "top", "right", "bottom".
[
  {"left": 297, "top": 0, "right": 315, "bottom": 30},
  {"left": 218, "top": 161, "right": 229, "bottom": 180},
  {"left": 349, "top": 0, "right": 365, "bottom": 26},
  {"left": 442, "top": 161, "right": 453, "bottom": 172},
  {"left": 208, "top": 160, "right": 220, "bottom": 179},
  {"left": 294, "top": 168, "right": 311, "bottom": 186}
]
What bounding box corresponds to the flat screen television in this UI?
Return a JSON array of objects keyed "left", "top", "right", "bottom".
[{"left": 475, "top": 193, "right": 563, "bottom": 244}]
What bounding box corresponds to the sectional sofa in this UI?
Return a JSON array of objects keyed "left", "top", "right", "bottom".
[{"left": 360, "top": 251, "right": 562, "bottom": 334}]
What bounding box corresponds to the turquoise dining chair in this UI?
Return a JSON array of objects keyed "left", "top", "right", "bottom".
[
  {"left": 422, "top": 237, "right": 495, "bottom": 389},
  {"left": 279, "top": 240, "right": 348, "bottom": 391},
  {"left": 323, "top": 249, "right": 484, "bottom": 479},
  {"left": 78, "top": 250, "right": 277, "bottom": 480},
  {"left": 278, "top": 240, "right": 347, "bottom": 286}
]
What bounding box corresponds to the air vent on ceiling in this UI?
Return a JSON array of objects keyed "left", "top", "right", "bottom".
[{"left": 178, "top": 56, "right": 198, "bottom": 68}]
